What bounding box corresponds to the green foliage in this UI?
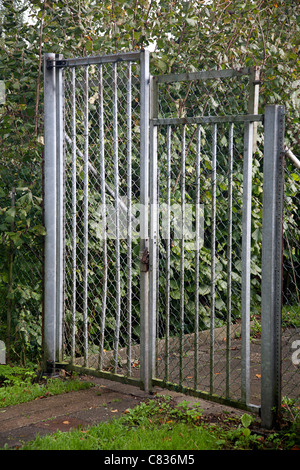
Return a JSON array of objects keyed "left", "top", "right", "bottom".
[
  {"left": 0, "top": 364, "right": 94, "bottom": 407},
  {"left": 0, "top": 364, "right": 37, "bottom": 386},
  {"left": 11, "top": 393, "right": 300, "bottom": 450},
  {"left": 0, "top": 0, "right": 299, "bottom": 362},
  {"left": 19, "top": 395, "right": 218, "bottom": 450}
]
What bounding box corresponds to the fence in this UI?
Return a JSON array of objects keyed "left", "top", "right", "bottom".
[
  {"left": 43, "top": 52, "right": 151, "bottom": 385},
  {"left": 282, "top": 150, "right": 300, "bottom": 400},
  {"left": 148, "top": 69, "right": 263, "bottom": 411},
  {"left": 0, "top": 49, "right": 299, "bottom": 429}
]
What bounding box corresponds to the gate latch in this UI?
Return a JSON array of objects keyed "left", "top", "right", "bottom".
[{"left": 140, "top": 248, "right": 149, "bottom": 272}]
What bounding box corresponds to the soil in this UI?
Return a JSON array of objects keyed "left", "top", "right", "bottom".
[{"left": 0, "top": 374, "right": 248, "bottom": 449}]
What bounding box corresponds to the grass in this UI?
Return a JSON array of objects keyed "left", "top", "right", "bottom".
[
  {"left": 282, "top": 304, "right": 300, "bottom": 329},
  {"left": 10, "top": 394, "right": 300, "bottom": 451},
  {"left": 249, "top": 303, "right": 300, "bottom": 339},
  {"left": 1, "top": 366, "right": 300, "bottom": 451},
  {"left": 20, "top": 419, "right": 220, "bottom": 451},
  {"left": 18, "top": 397, "right": 224, "bottom": 451},
  {"left": 0, "top": 364, "right": 94, "bottom": 408}
]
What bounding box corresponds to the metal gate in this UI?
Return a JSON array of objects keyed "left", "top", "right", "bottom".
[
  {"left": 43, "top": 51, "right": 285, "bottom": 428},
  {"left": 43, "top": 50, "right": 151, "bottom": 387}
]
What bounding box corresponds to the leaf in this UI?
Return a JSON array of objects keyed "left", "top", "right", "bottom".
[
  {"left": 241, "top": 413, "right": 253, "bottom": 428},
  {"left": 242, "top": 428, "right": 251, "bottom": 437},
  {"left": 32, "top": 225, "right": 46, "bottom": 236}
]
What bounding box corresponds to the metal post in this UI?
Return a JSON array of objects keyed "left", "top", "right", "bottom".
[
  {"left": 226, "top": 123, "right": 234, "bottom": 399},
  {"left": 210, "top": 123, "right": 217, "bottom": 394},
  {"left": 71, "top": 66, "right": 77, "bottom": 364},
  {"left": 241, "top": 121, "right": 253, "bottom": 404},
  {"left": 165, "top": 124, "right": 171, "bottom": 381},
  {"left": 83, "top": 65, "right": 89, "bottom": 366},
  {"left": 261, "top": 105, "right": 285, "bottom": 429},
  {"left": 127, "top": 61, "right": 133, "bottom": 375},
  {"left": 113, "top": 62, "right": 121, "bottom": 373},
  {"left": 43, "top": 53, "right": 57, "bottom": 370},
  {"left": 149, "top": 74, "right": 158, "bottom": 385},
  {"left": 140, "top": 50, "right": 150, "bottom": 392},
  {"left": 55, "top": 54, "right": 65, "bottom": 363},
  {"left": 194, "top": 124, "right": 201, "bottom": 389},
  {"left": 98, "top": 63, "right": 107, "bottom": 371},
  {"left": 179, "top": 125, "right": 186, "bottom": 387},
  {"left": 248, "top": 67, "right": 260, "bottom": 153}
]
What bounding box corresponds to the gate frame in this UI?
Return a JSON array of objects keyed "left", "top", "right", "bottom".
[
  {"left": 261, "top": 105, "right": 285, "bottom": 429},
  {"left": 43, "top": 51, "right": 151, "bottom": 388},
  {"left": 43, "top": 51, "right": 285, "bottom": 427}
]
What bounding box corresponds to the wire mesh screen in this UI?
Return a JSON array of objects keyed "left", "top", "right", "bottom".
[
  {"left": 282, "top": 159, "right": 300, "bottom": 400},
  {"left": 63, "top": 59, "right": 142, "bottom": 376},
  {"left": 157, "top": 71, "right": 251, "bottom": 119},
  {"left": 0, "top": 179, "right": 43, "bottom": 363},
  {"left": 153, "top": 120, "right": 264, "bottom": 406}
]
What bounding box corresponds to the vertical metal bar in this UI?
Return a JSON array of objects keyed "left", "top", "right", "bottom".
[
  {"left": 98, "top": 64, "right": 107, "bottom": 371},
  {"left": 165, "top": 125, "right": 171, "bottom": 381},
  {"left": 149, "top": 120, "right": 158, "bottom": 384},
  {"left": 71, "top": 66, "right": 77, "bottom": 364},
  {"left": 150, "top": 75, "right": 159, "bottom": 381},
  {"left": 83, "top": 65, "right": 89, "bottom": 366},
  {"left": 155, "top": 165, "right": 160, "bottom": 379},
  {"left": 261, "top": 105, "right": 285, "bottom": 429},
  {"left": 210, "top": 123, "right": 217, "bottom": 395},
  {"left": 241, "top": 121, "right": 254, "bottom": 404},
  {"left": 127, "top": 61, "right": 132, "bottom": 375},
  {"left": 113, "top": 62, "right": 121, "bottom": 373},
  {"left": 55, "top": 54, "right": 65, "bottom": 363},
  {"left": 194, "top": 124, "right": 201, "bottom": 389},
  {"left": 43, "top": 53, "right": 57, "bottom": 370},
  {"left": 248, "top": 67, "right": 260, "bottom": 153},
  {"left": 226, "top": 123, "right": 234, "bottom": 398},
  {"left": 179, "top": 125, "right": 186, "bottom": 387},
  {"left": 140, "top": 50, "right": 150, "bottom": 392}
]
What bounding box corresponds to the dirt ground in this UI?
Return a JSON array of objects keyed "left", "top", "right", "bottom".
[{"left": 0, "top": 374, "right": 247, "bottom": 449}]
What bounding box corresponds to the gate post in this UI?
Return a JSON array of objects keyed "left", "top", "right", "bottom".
[
  {"left": 261, "top": 105, "right": 285, "bottom": 429},
  {"left": 55, "top": 54, "right": 65, "bottom": 363},
  {"left": 149, "top": 75, "right": 159, "bottom": 385},
  {"left": 43, "top": 53, "right": 57, "bottom": 371},
  {"left": 139, "top": 50, "right": 151, "bottom": 392}
]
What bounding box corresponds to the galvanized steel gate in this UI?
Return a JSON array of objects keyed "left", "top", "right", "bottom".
[{"left": 43, "top": 51, "right": 285, "bottom": 428}]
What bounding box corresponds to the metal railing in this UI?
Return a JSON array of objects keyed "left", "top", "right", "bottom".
[{"left": 40, "top": 52, "right": 298, "bottom": 430}]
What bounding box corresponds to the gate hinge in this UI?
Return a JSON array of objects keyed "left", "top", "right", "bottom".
[
  {"left": 140, "top": 248, "right": 149, "bottom": 272},
  {"left": 46, "top": 58, "right": 67, "bottom": 70}
]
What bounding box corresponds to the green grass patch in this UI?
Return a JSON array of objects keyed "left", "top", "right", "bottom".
[
  {"left": 0, "top": 365, "right": 94, "bottom": 408},
  {"left": 282, "top": 304, "right": 300, "bottom": 329},
  {"left": 20, "top": 419, "right": 220, "bottom": 451},
  {"left": 15, "top": 395, "right": 300, "bottom": 451},
  {"left": 20, "top": 397, "right": 222, "bottom": 451}
]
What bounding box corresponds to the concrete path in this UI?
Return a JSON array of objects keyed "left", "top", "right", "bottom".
[{"left": 0, "top": 376, "right": 245, "bottom": 449}]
